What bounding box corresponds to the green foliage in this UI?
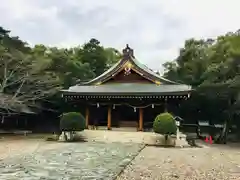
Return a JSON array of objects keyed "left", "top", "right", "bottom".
[
  {"left": 60, "top": 112, "right": 85, "bottom": 132},
  {"left": 163, "top": 31, "right": 240, "bottom": 143},
  {"left": 163, "top": 33, "right": 240, "bottom": 121},
  {"left": 80, "top": 38, "right": 108, "bottom": 77},
  {"left": 104, "top": 47, "right": 122, "bottom": 68},
  {"left": 153, "top": 113, "right": 177, "bottom": 135},
  {"left": 0, "top": 26, "right": 122, "bottom": 115},
  {"left": 0, "top": 27, "right": 61, "bottom": 114}
]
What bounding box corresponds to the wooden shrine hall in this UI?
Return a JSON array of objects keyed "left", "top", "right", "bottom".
[{"left": 61, "top": 45, "right": 192, "bottom": 131}]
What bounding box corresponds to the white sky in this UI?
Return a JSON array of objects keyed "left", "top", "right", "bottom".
[{"left": 1, "top": 0, "right": 240, "bottom": 72}]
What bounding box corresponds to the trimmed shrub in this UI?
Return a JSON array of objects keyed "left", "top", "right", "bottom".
[
  {"left": 60, "top": 112, "right": 85, "bottom": 132},
  {"left": 153, "top": 112, "right": 177, "bottom": 135}
]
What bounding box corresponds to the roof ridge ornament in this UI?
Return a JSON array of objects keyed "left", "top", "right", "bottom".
[{"left": 122, "top": 44, "right": 135, "bottom": 59}]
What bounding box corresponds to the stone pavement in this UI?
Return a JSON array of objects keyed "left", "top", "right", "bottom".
[
  {"left": 117, "top": 145, "right": 240, "bottom": 180},
  {"left": 0, "top": 141, "right": 144, "bottom": 180},
  {"left": 81, "top": 130, "right": 189, "bottom": 147},
  {"left": 0, "top": 138, "right": 63, "bottom": 160},
  {"left": 0, "top": 132, "right": 239, "bottom": 180}
]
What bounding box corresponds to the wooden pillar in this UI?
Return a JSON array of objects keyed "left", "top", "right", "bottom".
[
  {"left": 139, "top": 108, "right": 143, "bottom": 131},
  {"left": 85, "top": 107, "right": 89, "bottom": 129},
  {"left": 107, "top": 106, "right": 112, "bottom": 130}
]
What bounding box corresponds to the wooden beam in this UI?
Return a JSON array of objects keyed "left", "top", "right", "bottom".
[
  {"left": 85, "top": 107, "right": 89, "bottom": 129},
  {"left": 107, "top": 106, "right": 112, "bottom": 130},
  {"left": 139, "top": 108, "right": 143, "bottom": 131}
]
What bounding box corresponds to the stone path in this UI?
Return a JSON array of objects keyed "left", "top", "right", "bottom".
[
  {"left": 117, "top": 145, "right": 240, "bottom": 180},
  {"left": 1, "top": 133, "right": 240, "bottom": 180},
  {"left": 0, "top": 138, "right": 64, "bottom": 160},
  {"left": 0, "top": 140, "right": 144, "bottom": 180},
  {"left": 81, "top": 130, "right": 189, "bottom": 147}
]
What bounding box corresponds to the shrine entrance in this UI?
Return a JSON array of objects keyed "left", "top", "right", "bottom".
[{"left": 112, "top": 105, "right": 139, "bottom": 128}]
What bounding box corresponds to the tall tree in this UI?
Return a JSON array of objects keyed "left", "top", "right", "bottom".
[
  {"left": 0, "top": 27, "right": 60, "bottom": 115},
  {"left": 79, "top": 38, "right": 108, "bottom": 77},
  {"left": 104, "top": 47, "right": 122, "bottom": 68},
  {"left": 163, "top": 31, "right": 240, "bottom": 143}
]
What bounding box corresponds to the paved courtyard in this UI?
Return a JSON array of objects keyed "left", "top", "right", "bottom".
[
  {"left": 0, "top": 139, "right": 144, "bottom": 180},
  {"left": 0, "top": 135, "right": 240, "bottom": 180},
  {"left": 117, "top": 144, "right": 240, "bottom": 180}
]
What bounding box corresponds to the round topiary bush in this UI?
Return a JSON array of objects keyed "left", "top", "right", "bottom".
[
  {"left": 60, "top": 112, "right": 85, "bottom": 132},
  {"left": 153, "top": 112, "right": 177, "bottom": 135}
]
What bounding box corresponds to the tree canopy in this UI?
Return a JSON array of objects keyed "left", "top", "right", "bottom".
[
  {"left": 163, "top": 31, "right": 240, "bottom": 142},
  {"left": 0, "top": 26, "right": 121, "bottom": 115}
]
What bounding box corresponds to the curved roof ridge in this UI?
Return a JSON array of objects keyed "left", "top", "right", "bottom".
[
  {"left": 83, "top": 59, "right": 122, "bottom": 85},
  {"left": 131, "top": 57, "right": 179, "bottom": 84},
  {"left": 83, "top": 45, "right": 183, "bottom": 85}
]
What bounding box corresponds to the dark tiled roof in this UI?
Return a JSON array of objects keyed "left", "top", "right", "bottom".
[
  {"left": 61, "top": 83, "right": 191, "bottom": 95},
  {"left": 62, "top": 45, "right": 192, "bottom": 95},
  {"left": 84, "top": 57, "right": 178, "bottom": 85}
]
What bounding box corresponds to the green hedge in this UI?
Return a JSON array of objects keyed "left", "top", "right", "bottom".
[
  {"left": 60, "top": 112, "right": 85, "bottom": 132},
  {"left": 153, "top": 112, "right": 177, "bottom": 135}
]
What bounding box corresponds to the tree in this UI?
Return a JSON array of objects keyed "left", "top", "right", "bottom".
[
  {"left": 79, "top": 38, "right": 108, "bottom": 77},
  {"left": 153, "top": 112, "right": 177, "bottom": 145},
  {"left": 0, "top": 27, "right": 60, "bottom": 115},
  {"left": 0, "top": 26, "right": 124, "bottom": 132},
  {"left": 40, "top": 47, "right": 94, "bottom": 88},
  {"left": 163, "top": 31, "right": 240, "bottom": 143},
  {"left": 163, "top": 38, "right": 212, "bottom": 86},
  {"left": 60, "top": 112, "right": 85, "bottom": 142},
  {"left": 104, "top": 47, "right": 122, "bottom": 68}
]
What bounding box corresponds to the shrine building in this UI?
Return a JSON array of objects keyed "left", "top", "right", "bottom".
[{"left": 61, "top": 45, "right": 192, "bottom": 131}]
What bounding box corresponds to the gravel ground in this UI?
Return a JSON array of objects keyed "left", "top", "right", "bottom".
[
  {"left": 117, "top": 144, "right": 240, "bottom": 180},
  {"left": 0, "top": 141, "right": 144, "bottom": 180}
]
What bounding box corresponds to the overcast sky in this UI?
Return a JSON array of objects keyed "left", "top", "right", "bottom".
[{"left": 1, "top": 0, "right": 240, "bottom": 71}]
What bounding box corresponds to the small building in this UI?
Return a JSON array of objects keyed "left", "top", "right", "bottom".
[{"left": 61, "top": 45, "right": 192, "bottom": 131}]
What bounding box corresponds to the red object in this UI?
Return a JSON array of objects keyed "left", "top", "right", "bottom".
[
  {"left": 205, "top": 136, "right": 209, "bottom": 143},
  {"left": 209, "top": 136, "right": 213, "bottom": 144}
]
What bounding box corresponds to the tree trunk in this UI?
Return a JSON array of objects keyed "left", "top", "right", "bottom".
[
  {"left": 164, "top": 134, "right": 168, "bottom": 145},
  {"left": 63, "top": 131, "right": 67, "bottom": 141},
  {"left": 216, "top": 98, "right": 233, "bottom": 144},
  {"left": 216, "top": 119, "right": 229, "bottom": 144},
  {"left": 69, "top": 131, "right": 74, "bottom": 141}
]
